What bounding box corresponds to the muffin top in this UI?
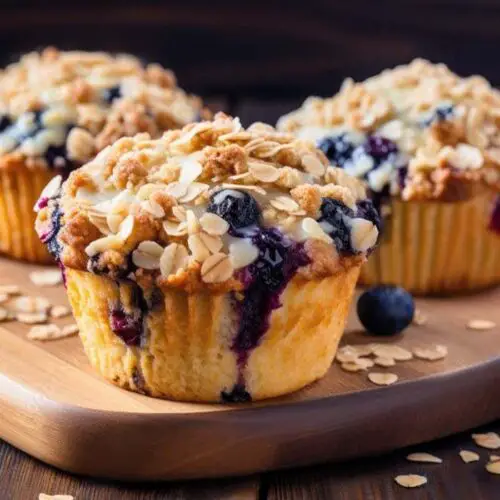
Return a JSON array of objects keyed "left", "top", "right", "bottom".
[
  {"left": 278, "top": 59, "right": 500, "bottom": 201},
  {"left": 35, "top": 113, "right": 379, "bottom": 293},
  {"left": 0, "top": 47, "right": 204, "bottom": 171}
]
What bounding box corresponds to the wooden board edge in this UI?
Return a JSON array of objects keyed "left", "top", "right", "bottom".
[{"left": 1, "top": 357, "right": 499, "bottom": 481}]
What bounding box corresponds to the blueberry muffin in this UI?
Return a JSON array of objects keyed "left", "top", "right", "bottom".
[
  {"left": 35, "top": 113, "right": 379, "bottom": 402},
  {"left": 278, "top": 59, "right": 500, "bottom": 294},
  {"left": 0, "top": 47, "right": 205, "bottom": 263}
]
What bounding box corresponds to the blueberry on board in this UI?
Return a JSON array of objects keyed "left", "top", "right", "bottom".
[
  {"left": 317, "top": 133, "right": 355, "bottom": 167},
  {"left": 207, "top": 189, "right": 260, "bottom": 234},
  {"left": 357, "top": 285, "right": 415, "bottom": 336}
]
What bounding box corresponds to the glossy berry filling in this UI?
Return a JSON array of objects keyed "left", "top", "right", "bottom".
[
  {"left": 231, "top": 229, "right": 310, "bottom": 371},
  {"left": 318, "top": 198, "right": 355, "bottom": 254},
  {"left": 207, "top": 189, "right": 261, "bottom": 235},
  {"left": 40, "top": 203, "right": 63, "bottom": 259},
  {"left": 489, "top": 196, "right": 500, "bottom": 234},
  {"left": 109, "top": 307, "right": 143, "bottom": 346}
]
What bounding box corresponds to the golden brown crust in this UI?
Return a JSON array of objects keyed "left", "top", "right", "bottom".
[
  {"left": 36, "top": 114, "right": 379, "bottom": 292},
  {"left": 278, "top": 59, "right": 500, "bottom": 201},
  {"left": 0, "top": 47, "right": 205, "bottom": 171}
]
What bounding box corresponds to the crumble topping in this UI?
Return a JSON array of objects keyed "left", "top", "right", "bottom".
[
  {"left": 35, "top": 113, "right": 379, "bottom": 291},
  {"left": 0, "top": 47, "right": 205, "bottom": 171},
  {"left": 277, "top": 59, "right": 500, "bottom": 201}
]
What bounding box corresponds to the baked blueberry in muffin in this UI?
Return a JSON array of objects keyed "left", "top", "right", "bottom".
[
  {"left": 0, "top": 47, "right": 206, "bottom": 262},
  {"left": 36, "top": 113, "right": 379, "bottom": 402},
  {"left": 278, "top": 59, "right": 500, "bottom": 294}
]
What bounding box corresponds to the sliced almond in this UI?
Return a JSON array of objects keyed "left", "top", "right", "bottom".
[
  {"left": 17, "top": 312, "right": 48, "bottom": 324},
  {"left": 394, "top": 474, "right": 427, "bottom": 488},
  {"left": 467, "top": 319, "right": 496, "bottom": 331},
  {"left": 406, "top": 452, "right": 442, "bottom": 464},
  {"left": 302, "top": 153, "right": 326, "bottom": 177},
  {"left": 186, "top": 210, "right": 200, "bottom": 235},
  {"left": 372, "top": 344, "right": 413, "bottom": 361},
  {"left": 13, "top": 296, "right": 50, "bottom": 313},
  {"left": 37, "top": 175, "right": 62, "bottom": 204},
  {"left": 350, "top": 345, "right": 374, "bottom": 357},
  {"left": 178, "top": 182, "right": 209, "bottom": 203},
  {"left": 188, "top": 234, "right": 211, "bottom": 262},
  {"left": 29, "top": 270, "right": 63, "bottom": 287},
  {"left": 85, "top": 235, "right": 122, "bottom": 257},
  {"left": 221, "top": 183, "right": 267, "bottom": 195},
  {"left": 132, "top": 241, "right": 163, "bottom": 270},
  {"left": 107, "top": 212, "right": 124, "bottom": 234},
  {"left": 141, "top": 199, "right": 165, "bottom": 219},
  {"left": 413, "top": 345, "right": 448, "bottom": 361},
  {"left": 486, "top": 461, "right": 500, "bottom": 475},
  {"left": 368, "top": 372, "right": 398, "bottom": 386},
  {"left": 50, "top": 305, "right": 71, "bottom": 319},
  {"left": 171, "top": 205, "right": 187, "bottom": 222},
  {"left": 453, "top": 143, "right": 484, "bottom": 170},
  {"left": 459, "top": 450, "right": 480, "bottom": 463},
  {"left": 28, "top": 324, "right": 62, "bottom": 341},
  {"left": 165, "top": 181, "right": 189, "bottom": 199},
  {"left": 199, "top": 213, "right": 230, "bottom": 236},
  {"left": 248, "top": 161, "right": 280, "bottom": 183},
  {"left": 341, "top": 358, "right": 374, "bottom": 372},
  {"left": 491, "top": 455, "right": 500, "bottom": 462},
  {"left": 229, "top": 240, "right": 259, "bottom": 269},
  {"left": 374, "top": 356, "right": 396, "bottom": 367},
  {"left": 336, "top": 346, "right": 359, "bottom": 363},
  {"left": 117, "top": 214, "right": 135, "bottom": 241},
  {"left": 472, "top": 432, "right": 500, "bottom": 450},
  {"left": 201, "top": 253, "right": 234, "bottom": 283},
  {"left": 163, "top": 220, "right": 188, "bottom": 236},
  {"left": 160, "top": 243, "right": 189, "bottom": 277},
  {"left": 270, "top": 196, "right": 301, "bottom": 214},
  {"left": 350, "top": 218, "right": 379, "bottom": 253},
  {"left": 302, "top": 217, "right": 332, "bottom": 244}
]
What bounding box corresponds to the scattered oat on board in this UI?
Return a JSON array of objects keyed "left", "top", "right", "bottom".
[
  {"left": 368, "top": 372, "right": 398, "bottom": 386},
  {"left": 491, "top": 454, "right": 500, "bottom": 462},
  {"left": 16, "top": 312, "right": 48, "bottom": 324},
  {"left": 472, "top": 432, "right": 500, "bottom": 449},
  {"left": 371, "top": 344, "right": 413, "bottom": 361},
  {"left": 394, "top": 474, "right": 428, "bottom": 488},
  {"left": 29, "top": 270, "right": 63, "bottom": 287},
  {"left": 467, "top": 319, "right": 496, "bottom": 331},
  {"left": 50, "top": 305, "right": 71, "bottom": 319},
  {"left": 0, "top": 307, "right": 9, "bottom": 322},
  {"left": 486, "top": 461, "right": 500, "bottom": 475},
  {"left": 13, "top": 296, "right": 50, "bottom": 313},
  {"left": 39, "top": 495, "right": 74, "bottom": 500},
  {"left": 0, "top": 293, "right": 9, "bottom": 304},
  {"left": 374, "top": 356, "right": 396, "bottom": 367},
  {"left": 413, "top": 309, "right": 428, "bottom": 326},
  {"left": 406, "top": 453, "right": 442, "bottom": 464},
  {"left": 413, "top": 345, "right": 448, "bottom": 361},
  {"left": 61, "top": 324, "right": 79, "bottom": 336},
  {"left": 459, "top": 450, "right": 480, "bottom": 463},
  {"left": 27, "top": 324, "right": 77, "bottom": 341},
  {"left": 341, "top": 357, "right": 374, "bottom": 372}
]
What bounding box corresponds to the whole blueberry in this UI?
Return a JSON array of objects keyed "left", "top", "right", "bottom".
[
  {"left": 317, "top": 133, "right": 355, "bottom": 167},
  {"left": 363, "top": 136, "right": 398, "bottom": 159},
  {"left": 102, "top": 85, "right": 122, "bottom": 104},
  {"left": 357, "top": 285, "right": 415, "bottom": 336},
  {"left": 318, "top": 198, "right": 354, "bottom": 254},
  {"left": 207, "top": 189, "right": 260, "bottom": 234},
  {"left": 0, "top": 114, "right": 11, "bottom": 132}
]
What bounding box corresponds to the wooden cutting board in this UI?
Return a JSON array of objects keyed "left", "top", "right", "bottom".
[{"left": 0, "top": 257, "right": 499, "bottom": 481}]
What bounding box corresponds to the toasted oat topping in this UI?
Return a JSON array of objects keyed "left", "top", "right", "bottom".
[
  {"left": 0, "top": 47, "right": 204, "bottom": 171},
  {"left": 36, "top": 113, "right": 379, "bottom": 291},
  {"left": 278, "top": 59, "right": 500, "bottom": 201}
]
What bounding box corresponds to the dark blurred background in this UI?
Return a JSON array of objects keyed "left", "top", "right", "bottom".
[{"left": 0, "top": 0, "right": 499, "bottom": 124}]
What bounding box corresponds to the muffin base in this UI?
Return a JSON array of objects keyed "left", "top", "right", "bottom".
[
  {"left": 0, "top": 163, "right": 54, "bottom": 263},
  {"left": 360, "top": 192, "right": 500, "bottom": 295},
  {"left": 66, "top": 265, "right": 360, "bottom": 402}
]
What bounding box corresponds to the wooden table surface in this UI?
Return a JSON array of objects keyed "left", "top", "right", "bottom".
[{"left": 2, "top": 421, "right": 499, "bottom": 499}]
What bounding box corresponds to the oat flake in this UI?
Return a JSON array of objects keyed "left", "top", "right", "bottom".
[
  {"left": 486, "top": 461, "right": 500, "bottom": 474},
  {"left": 29, "top": 270, "right": 63, "bottom": 287},
  {"left": 459, "top": 450, "right": 480, "bottom": 463},
  {"left": 413, "top": 345, "right": 448, "bottom": 361},
  {"left": 467, "top": 319, "right": 496, "bottom": 330},
  {"left": 372, "top": 344, "right": 413, "bottom": 361},
  {"left": 368, "top": 372, "right": 398, "bottom": 386},
  {"left": 39, "top": 495, "right": 74, "bottom": 500},
  {"left": 17, "top": 312, "right": 48, "bottom": 324},
  {"left": 394, "top": 474, "right": 427, "bottom": 488},
  {"left": 472, "top": 432, "right": 500, "bottom": 450},
  {"left": 406, "top": 452, "right": 442, "bottom": 464},
  {"left": 50, "top": 305, "right": 71, "bottom": 319}
]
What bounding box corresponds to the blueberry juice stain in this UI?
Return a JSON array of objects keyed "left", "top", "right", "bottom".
[{"left": 222, "top": 228, "right": 310, "bottom": 403}]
